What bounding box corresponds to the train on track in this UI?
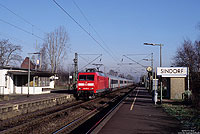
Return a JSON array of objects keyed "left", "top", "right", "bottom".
[{"left": 76, "top": 68, "right": 133, "bottom": 99}]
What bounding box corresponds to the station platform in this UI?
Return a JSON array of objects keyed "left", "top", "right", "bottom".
[
  {"left": 93, "top": 87, "right": 182, "bottom": 134},
  {"left": 0, "top": 89, "right": 74, "bottom": 120}
]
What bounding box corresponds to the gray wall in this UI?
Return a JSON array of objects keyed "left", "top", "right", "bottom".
[{"left": 170, "top": 77, "right": 185, "bottom": 99}]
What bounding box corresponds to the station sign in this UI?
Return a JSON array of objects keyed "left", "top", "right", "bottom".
[{"left": 157, "top": 67, "right": 188, "bottom": 77}]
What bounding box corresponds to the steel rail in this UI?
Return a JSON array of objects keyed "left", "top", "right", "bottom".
[
  {"left": 53, "top": 87, "right": 135, "bottom": 134},
  {"left": 1, "top": 98, "right": 100, "bottom": 134}
]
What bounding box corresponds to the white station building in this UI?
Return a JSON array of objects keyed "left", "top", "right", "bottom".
[{"left": 0, "top": 66, "right": 55, "bottom": 95}]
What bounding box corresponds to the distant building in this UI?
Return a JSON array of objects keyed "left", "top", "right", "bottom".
[
  {"left": 21, "top": 57, "right": 38, "bottom": 70},
  {"left": 0, "top": 66, "right": 55, "bottom": 95}
]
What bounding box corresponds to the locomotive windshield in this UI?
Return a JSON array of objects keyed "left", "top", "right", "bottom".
[{"left": 79, "top": 75, "right": 94, "bottom": 81}]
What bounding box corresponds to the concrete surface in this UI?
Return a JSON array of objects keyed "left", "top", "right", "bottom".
[
  {"left": 95, "top": 87, "right": 182, "bottom": 134},
  {"left": 0, "top": 92, "right": 74, "bottom": 120}
]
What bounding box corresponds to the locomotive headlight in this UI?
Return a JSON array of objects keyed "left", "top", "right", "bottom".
[
  {"left": 90, "top": 88, "right": 94, "bottom": 89},
  {"left": 78, "top": 83, "right": 84, "bottom": 86},
  {"left": 88, "top": 83, "right": 94, "bottom": 86}
]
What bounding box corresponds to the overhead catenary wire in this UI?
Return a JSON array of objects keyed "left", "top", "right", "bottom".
[
  {"left": 0, "top": 3, "right": 45, "bottom": 34},
  {"left": 136, "top": 54, "right": 152, "bottom": 63},
  {"left": 0, "top": 32, "right": 31, "bottom": 45},
  {"left": 78, "top": 54, "right": 102, "bottom": 63},
  {"left": 122, "top": 53, "right": 152, "bottom": 68},
  {"left": 78, "top": 54, "right": 102, "bottom": 71},
  {"left": 52, "top": 0, "right": 118, "bottom": 63},
  {"left": 0, "top": 2, "right": 83, "bottom": 58},
  {"left": 0, "top": 18, "right": 45, "bottom": 41},
  {"left": 71, "top": 0, "right": 118, "bottom": 61}
]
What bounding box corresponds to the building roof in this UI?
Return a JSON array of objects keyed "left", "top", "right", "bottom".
[{"left": 0, "top": 66, "right": 54, "bottom": 77}]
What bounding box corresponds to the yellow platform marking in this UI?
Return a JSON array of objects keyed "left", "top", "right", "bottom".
[{"left": 130, "top": 89, "right": 139, "bottom": 111}]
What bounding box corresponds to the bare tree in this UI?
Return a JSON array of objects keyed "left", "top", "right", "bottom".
[
  {"left": 126, "top": 74, "right": 134, "bottom": 80},
  {"left": 194, "top": 41, "right": 200, "bottom": 72},
  {"left": 0, "top": 39, "right": 22, "bottom": 66},
  {"left": 108, "top": 69, "right": 118, "bottom": 76},
  {"left": 172, "top": 40, "right": 196, "bottom": 72},
  {"left": 173, "top": 39, "right": 200, "bottom": 107},
  {"left": 43, "top": 26, "right": 69, "bottom": 73},
  {"left": 118, "top": 73, "right": 125, "bottom": 78},
  {"left": 40, "top": 46, "right": 48, "bottom": 71}
]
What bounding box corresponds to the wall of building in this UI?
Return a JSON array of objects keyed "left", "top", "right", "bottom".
[
  {"left": 170, "top": 77, "right": 185, "bottom": 99},
  {"left": 0, "top": 69, "right": 55, "bottom": 95},
  {"left": 0, "top": 70, "right": 7, "bottom": 94},
  {"left": 9, "top": 73, "right": 14, "bottom": 94},
  {"left": 15, "top": 86, "right": 51, "bottom": 94},
  {"left": 50, "top": 81, "right": 55, "bottom": 88},
  {"left": 14, "top": 79, "right": 54, "bottom": 94},
  {"left": 21, "top": 57, "right": 36, "bottom": 69}
]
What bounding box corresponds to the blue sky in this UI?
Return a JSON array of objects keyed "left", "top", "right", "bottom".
[{"left": 0, "top": 0, "right": 200, "bottom": 79}]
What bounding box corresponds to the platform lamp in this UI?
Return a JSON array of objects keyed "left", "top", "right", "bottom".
[
  {"left": 144, "top": 43, "right": 164, "bottom": 104},
  {"left": 27, "top": 52, "right": 41, "bottom": 97}
]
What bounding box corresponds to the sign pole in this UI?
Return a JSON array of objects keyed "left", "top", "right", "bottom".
[
  {"left": 154, "top": 68, "right": 157, "bottom": 105},
  {"left": 187, "top": 67, "right": 189, "bottom": 91}
]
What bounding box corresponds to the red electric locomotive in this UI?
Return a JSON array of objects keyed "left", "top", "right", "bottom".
[
  {"left": 77, "top": 68, "right": 133, "bottom": 99},
  {"left": 77, "top": 68, "right": 109, "bottom": 99}
]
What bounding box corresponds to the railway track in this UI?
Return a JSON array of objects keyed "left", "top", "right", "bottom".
[
  {"left": 0, "top": 86, "right": 134, "bottom": 134},
  {"left": 54, "top": 86, "right": 135, "bottom": 134},
  {"left": 0, "top": 98, "right": 80, "bottom": 131}
]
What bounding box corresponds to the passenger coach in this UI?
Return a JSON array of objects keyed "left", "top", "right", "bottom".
[{"left": 77, "top": 68, "right": 133, "bottom": 99}]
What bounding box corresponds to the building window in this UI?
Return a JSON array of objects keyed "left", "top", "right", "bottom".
[
  {"left": 14, "top": 75, "right": 50, "bottom": 87},
  {"left": 39, "top": 77, "right": 50, "bottom": 87}
]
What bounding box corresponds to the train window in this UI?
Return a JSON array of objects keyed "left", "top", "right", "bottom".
[
  {"left": 98, "top": 73, "right": 105, "bottom": 77},
  {"left": 79, "top": 75, "right": 86, "bottom": 81},
  {"left": 111, "top": 79, "right": 118, "bottom": 84},
  {"left": 79, "top": 75, "right": 94, "bottom": 81},
  {"left": 87, "top": 75, "right": 94, "bottom": 81},
  {"left": 120, "top": 80, "right": 123, "bottom": 84}
]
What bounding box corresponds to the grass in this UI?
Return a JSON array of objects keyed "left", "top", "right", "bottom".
[{"left": 162, "top": 103, "right": 200, "bottom": 131}]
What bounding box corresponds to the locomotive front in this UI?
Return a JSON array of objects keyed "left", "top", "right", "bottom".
[{"left": 77, "top": 72, "right": 96, "bottom": 99}]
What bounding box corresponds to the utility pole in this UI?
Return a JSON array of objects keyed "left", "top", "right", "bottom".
[
  {"left": 27, "top": 52, "right": 41, "bottom": 97},
  {"left": 28, "top": 56, "right": 30, "bottom": 97},
  {"left": 40, "top": 53, "right": 42, "bottom": 70},
  {"left": 73, "top": 53, "right": 78, "bottom": 90},
  {"left": 151, "top": 53, "right": 153, "bottom": 91},
  {"left": 160, "top": 44, "right": 163, "bottom": 104},
  {"left": 144, "top": 43, "right": 163, "bottom": 104},
  {"left": 187, "top": 67, "right": 189, "bottom": 91}
]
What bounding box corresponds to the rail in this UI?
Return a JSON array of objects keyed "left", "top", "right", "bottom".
[
  {"left": 53, "top": 87, "right": 135, "bottom": 134},
  {"left": 0, "top": 86, "right": 135, "bottom": 134}
]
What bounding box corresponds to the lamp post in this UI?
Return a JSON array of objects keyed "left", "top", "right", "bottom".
[
  {"left": 144, "top": 43, "right": 163, "bottom": 103},
  {"left": 27, "top": 52, "right": 41, "bottom": 97}
]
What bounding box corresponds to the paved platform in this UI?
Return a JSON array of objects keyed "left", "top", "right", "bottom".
[
  {"left": 93, "top": 87, "right": 182, "bottom": 134},
  {"left": 0, "top": 90, "right": 74, "bottom": 120}
]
